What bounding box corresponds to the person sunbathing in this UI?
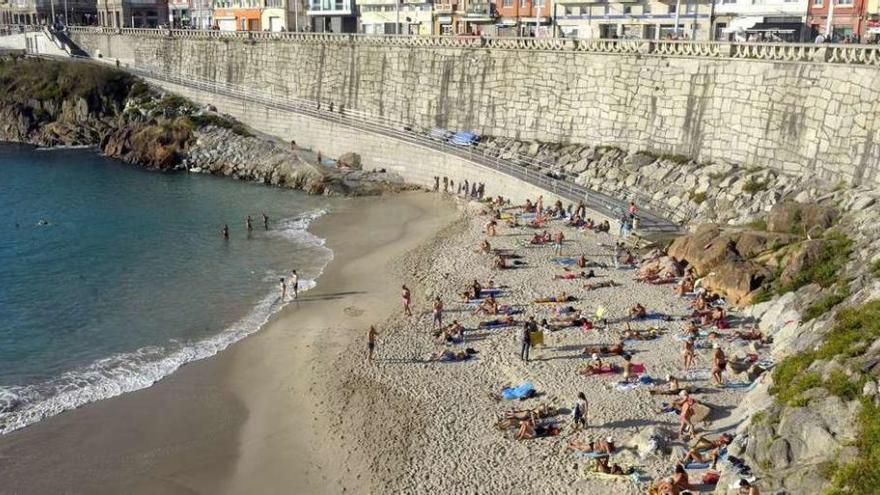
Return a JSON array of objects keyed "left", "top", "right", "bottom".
[
  {"left": 582, "top": 342, "right": 625, "bottom": 356},
  {"left": 474, "top": 295, "right": 498, "bottom": 315},
  {"left": 479, "top": 315, "right": 517, "bottom": 328},
  {"left": 576, "top": 254, "right": 588, "bottom": 268},
  {"left": 584, "top": 280, "right": 620, "bottom": 291},
  {"left": 479, "top": 239, "right": 492, "bottom": 253},
  {"left": 680, "top": 433, "right": 733, "bottom": 469},
  {"left": 553, "top": 270, "right": 595, "bottom": 280},
  {"left": 549, "top": 312, "right": 588, "bottom": 328},
  {"left": 733, "top": 327, "right": 765, "bottom": 341},
  {"left": 494, "top": 255, "right": 507, "bottom": 270},
  {"left": 530, "top": 232, "right": 546, "bottom": 245},
  {"left": 568, "top": 215, "right": 586, "bottom": 227},
  {"left": 630, "top": 303, "right": 648, "bottom": 319},
  {"left": 592, "top": 456, "right": 631, "bottom": 475},
  {"left": 534, "top": 292, "right": 577, "bottom": 303},
  {"left": 595, "top": 220, "right": 611, "bottom": 233},
  {"left": 622, "top": 323, "right": 662, "bottom": 341},
  {"left": 430, "top": 349, "right": 473, "bottom": 362},
  {"left": 515, "top": 418, "right": 560, "bottom": 440},
  {"left": 649, "top": 375, "right": 697, "bottom": 396},
  {"left": 671, "top": 464, "right": 692, "bottom": 492},
  {"left": 567, "top": 436, "right": 615, "bottom": 454}
]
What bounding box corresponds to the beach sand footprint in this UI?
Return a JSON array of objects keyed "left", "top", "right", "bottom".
[{"left": 344, "top": 306, "right": 365, "bottom": 317}]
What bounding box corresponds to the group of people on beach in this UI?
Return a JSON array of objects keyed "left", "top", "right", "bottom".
[
  {"left": 221, "top": 213, "right": 270, "bottom": 239},
  {"left": 364, "top": 185, "right": 768, "bottom": 493}
]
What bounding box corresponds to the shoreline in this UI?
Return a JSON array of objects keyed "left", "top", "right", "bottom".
[{"left": 0, "top": 191, "right": 461, "bottom": 493}]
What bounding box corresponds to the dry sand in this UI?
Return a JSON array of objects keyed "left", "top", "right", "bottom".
[{"left": 0, "top": 191, "right": 760, "bottom": 494}]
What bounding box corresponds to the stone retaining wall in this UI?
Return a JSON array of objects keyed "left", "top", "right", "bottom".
[{"left": 69, "top": 30, "right": 880, "bottom": 188}]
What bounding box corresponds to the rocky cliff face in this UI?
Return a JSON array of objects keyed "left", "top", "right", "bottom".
[{"left": 0, "top": 55, "right": 408, "bottom": 196}]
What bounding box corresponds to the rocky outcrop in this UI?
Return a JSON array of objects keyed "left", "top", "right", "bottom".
[
  {"left": 0, "top": 56, "right": 411, "bottom": 197},
  {"left": 767, "top": 201, "right": 838, "bottom": 235}
]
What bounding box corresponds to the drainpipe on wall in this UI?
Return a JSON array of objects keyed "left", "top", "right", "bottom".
[
  {"left": 708, "top": 0, "right": 716, "bottom": 40},
  {"left": 825, "top": 0, "right": 835, "bottom": 37},
  {"left": 674, "top": 0, "right": 681, "bottom": 34}
]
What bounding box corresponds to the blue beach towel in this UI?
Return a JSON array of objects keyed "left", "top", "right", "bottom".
[
  {"left": 501, "top": 382, "right": 535, "bottom": 400},
  {"left": 575, "top": 451, "right": 610, "bottom": 459},
  {"left": 722, "top": 382, "right": 752, "bottom": 389},
  {"left": 685, "top": 462, "right": 712, "bottom": 470},
  {"left": 552, "top": 257, "right": 578, "bottom": 266}
]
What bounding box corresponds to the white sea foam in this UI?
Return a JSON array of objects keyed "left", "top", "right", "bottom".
[{"left": 0, "top": 209, "right": 333, "bottom": 435}]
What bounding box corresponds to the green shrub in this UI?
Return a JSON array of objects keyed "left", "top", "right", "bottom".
[
  {"left": 824, "top": 370, "right": 862, "bottom": 401},
  {"left": 743, "top": 178, "right": 768, "bottom": 195},
  {"left": 659, "top": 153, "right": 690, "bottom": 164},
  {"left": 191, "top": 113, "right": 254, "bottom": 137},
  {"left": 825, "top": 399, "right": 880, "bottom": 494},
  {"left": 777, "top": 232, "right": 853, "bottom": 294},
  {"left": 871, "top": 259, "right": 880, "bottom": 279},
  {"left": 747, "top": 218, "right": 768, "bottom": 231},
  {"left": 803, "top": 286, "right": 851, "bottom": 321},
  {"left": 772, "top": 301, "right": 880, "bottom": 406},
  {"left": 689, "top": 191, "right": 707, "bottom": 204}
]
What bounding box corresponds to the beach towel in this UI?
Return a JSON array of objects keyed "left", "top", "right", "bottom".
[
  {"left": 575, "top": 451, "right": 610, "bottom": 459},
  {"left": 615, "top": 382, "right": 640, "bottom": 392},
  {"left": 529, "top": 331, "right": 545, "bottom": 347},
  {"left": 685, "top": 368, "right": 712, "bottom": 380},
  {"left": 631, "top": 363, "right": 646, "bottom": 374},
  {"left": 481, "top": 321, "right": 515, "bottom": 329},
  {"left": 552, "top": 257, "right": 578, "bottom": 266},
  {"left": 589, "top": 365, "right": 617, "bottom": 375},
  {"left": 722, "top": 381, "right": 752, "bottom": 389},
  {"left": 501, "top": 382, "right": 535, "bottom": 401},
  {"left": 684, "top": 462, "right": 712, "bottom": 470},
  {"left": 520, "top": 213, "right": 537, "bottom": 220}
]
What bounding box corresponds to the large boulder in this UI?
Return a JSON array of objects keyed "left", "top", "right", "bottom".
[
  {"left": 778, "top": 239, "right": 829, "bottom": 288},
  {"left": 767, "top": 201, "right": 838, "bottom": 235},
  {"left": 337, "top": 152, "right": 362, "bottom": 170}
]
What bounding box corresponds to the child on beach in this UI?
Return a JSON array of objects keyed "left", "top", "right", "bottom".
[
  {"left": 572, "top": 392, "right": 588, "bottom": 430},
  {"left": 401, "top": 285, "right": 412, "bottom": 316},
  {"left": 432, "top": 297, "right": 444, "bottom": 329},
  {"left": 367, "top": 325, "right": 379, "bottom": 361}
]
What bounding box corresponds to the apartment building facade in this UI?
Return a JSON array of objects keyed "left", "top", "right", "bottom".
[
  {"left": 358, "top": 0, "right": 432, "bottom": 34},
  {"left": 307, "top": 0, "right": 356, "bottom": 31},
  {"left": 554, "top": 0, "right": 713, "bottom": 39},
  {"left": 495, "top": 0, "right": 553, "bottom": 36},
  {"left": 2, "top": 0, "right": 97, "bottom": 24},
  {"left": 433, "top": 0, "right": 497, "bottom": 34},
  {"left": 806, "top": 0, "right": 867, "bottom": 40},
  {"left": 713, "top": 0, "right": 808, "bottom": 41}
]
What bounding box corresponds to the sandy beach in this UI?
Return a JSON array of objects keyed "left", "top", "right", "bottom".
[
  {"left": 0, "top": 191, "right": 459, "bottom": 494},
  {"left": 0, "top": 190, "right": 761, "bottom": 494}
]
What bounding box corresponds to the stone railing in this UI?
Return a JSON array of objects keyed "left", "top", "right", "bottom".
[{"left": 51, "top": 25, "right": 880, "bottom": 66}]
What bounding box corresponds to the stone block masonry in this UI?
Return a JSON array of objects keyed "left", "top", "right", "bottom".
[
  {"left": 143, "top": 77, "right": 585, "bottom": 216},
  {"left": 70, "top": 31, "right": 880, "bottom": 188}
]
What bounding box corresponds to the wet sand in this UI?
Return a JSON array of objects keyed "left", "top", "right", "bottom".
[{"left": 0, "top": 191, "right": 459, "bottom": 494}]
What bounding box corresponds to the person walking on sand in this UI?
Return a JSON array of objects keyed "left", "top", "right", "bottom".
[
  {"left": 683, "top": 337, "right": 696, "bottom": 372},
  {"left": 432, "top": 296, "right": 444, "bottom": 329},
  {"left": 290, "top": 270, "right": 299, "bottom": 299},
  {"left": 367, "top": 325, "right": 379, "bottom": 361},
  {"left": 246, "top": 215, "right": 253, "bottom": 231},
  {"left": 520, "top": 317, "right": 536, "bottom": 362},
  {"left": 572, "top": 392, "right": 588, "bottom": 430},
  {"left": 221, "top": 224, "right": 229, "bottom": 240},
  {"left": 401, "top": 285, "right": 412, "bottom": 317},
  {"left": 711, "top": 343, "right": 727, "bottom": 386},
  {"left": 279, "top": 277, "right": 287, "bottom": 301},
  {"left": 262, "top": 212, "right": 269, "bottom": 230}
]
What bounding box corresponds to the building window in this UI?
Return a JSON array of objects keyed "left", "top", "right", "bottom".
[
  {"left": 812, "top": 0, "right": 821, "bottom": 5},
  {"left": 643, "top": 3, "right": 650, "bottom": 13},
  {"left": 520, "top": 0, "right": 526, "bottom": 7},
  {"left": 837, "top": 0, "right": 852, "bottom": 5},
  {"left": 503, "top": 0, "right": 512, "bottom": 6},
  {"left": 685, "top": 1, "right": 696, "bottom": 13},
  {"left": 668, "top": 3, "right": 676, "bottom": 13},
  {"left": 535, "top": 0, "right": 545, "bottom": 6},
  {"left": 623, "top": 5, "right": 631, "bottom": 13}
]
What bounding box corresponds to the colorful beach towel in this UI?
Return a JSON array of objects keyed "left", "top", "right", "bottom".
[
  {"left": 615, "top": 382, "right": 640, "bottom": 392},
  {"left": 501, "top": 382, "right": 535, "bottom": 401}
]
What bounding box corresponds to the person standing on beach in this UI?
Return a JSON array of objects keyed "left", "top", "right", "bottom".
[
  {"left": 401, "top": 285, "right": 412, "bottom": 317},
  {"left": 554, "top": 231, "right": 565, "bottom": 256},
  {"left": 683, "top": 337, "right": 696, "bottom": 372},
  {"left": 367, "top": 325, "right": 379, "bottom": 361},
  {"left": 432, "top": 296, "right": 444, "bottom": 329},
  {"left": 520, "top": 317, "right": 535, "bottom": 362},
  {"left": 572, "top": 392, "right": 588, "bottom": 430},
  {"left": 246, "top": 215, "right": 253, "bottom": 231},
  {"left": 222, "top": 224, "right": 229, "bottom": 240},
  {"left": 262, "top": 212, "right": 269, "bottom": 230},
  {"left": 290, "top": 270, "right": 299, "bottom": 299},
  {"left": 279, "top": 277, "right": 287, "bottom": 301},
  {"left": 711, "top": 343, "right": 727, "bottom": 386}
]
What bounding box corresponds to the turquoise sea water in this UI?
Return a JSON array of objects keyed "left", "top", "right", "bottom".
[{"left": 0, "top": 144, "right": 335, "bottom": 433}]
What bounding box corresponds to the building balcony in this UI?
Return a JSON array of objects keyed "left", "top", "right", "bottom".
[
  {"left": 434, "top": 3, "right": 454, "bottom": 13},
  {"left": 465, "top": 2, "right": 495, "bottom": 17}
]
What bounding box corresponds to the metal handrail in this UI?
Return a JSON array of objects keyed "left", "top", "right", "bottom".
[{"left": 121, "top": 64, "right": 684, "bottom": 232}]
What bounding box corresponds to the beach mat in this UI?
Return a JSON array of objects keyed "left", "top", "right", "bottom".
[
  {"left": 501, "top": 382, "right": 535, "bottom": 401},
  {"left": 615, "top": 382, "right": 640, "bottom": 392},
  {"left": 685, "top": 462, "right": 712, "bottom": 470},
  {"left": 575, "top": 452, "right": 610, "bottom": 459},
  {"left": 552, "top": 257, "right": 578, "bottom": 266}
]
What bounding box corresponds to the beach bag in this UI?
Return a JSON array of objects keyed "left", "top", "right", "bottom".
[
  {"left": 529, "top": 331, "right": 545, "bottom": 347},
  {"left": 701, "top": 471, "right": 720, "bottom": 484}
]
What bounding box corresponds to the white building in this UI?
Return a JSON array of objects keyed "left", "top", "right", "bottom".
[
  {"left": 712, "top": 0, "right": 808, "bottom": 41},
  {"left": 555, "top": 0, "right": 713, "bottom": 40},
  {"left": 358, "top": 0, "right": 433, "bottom": 34},
  {"left": 307, "top": 0, "right": 357, "bottom": 31}
]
